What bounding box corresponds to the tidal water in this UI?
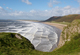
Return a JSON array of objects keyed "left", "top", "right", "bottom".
[{"left": 0, "top": 20, "right": 61, "bottom": 52}]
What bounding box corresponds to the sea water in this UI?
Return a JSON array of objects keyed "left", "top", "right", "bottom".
[{"left": 0, "top": 20, "right": 61, "bottom": 52}]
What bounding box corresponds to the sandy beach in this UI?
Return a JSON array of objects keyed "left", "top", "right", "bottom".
[
  {"left": 42, "top": 22, "right": 67, "bottom": 30},
  {"left": 18, "top": 20, "right": 67, "bottom": 48},
  {"left": 42, "top": 22, "right": 67, "bottom": 48},
  {"left": 19, "top": 20, "right": 67, "bottom": 48}
]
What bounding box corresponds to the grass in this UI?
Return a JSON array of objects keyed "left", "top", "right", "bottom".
[
  {"left": 0, "top": 19, "right": 80, "bottom": 55},
  {"left": 0, "top": 33, "right": 35, "bottom": 55},
  {"left": 50, "top": 21, "right": 70, "bottom": 25},
  {"left": 62, "top": 19, "right": 80, "bottom": 40},
  {"left": 0, "top": 32, "right": 80, "bottom": 55},
  {"left": 55, "top": 14, "right": 80, "bottom": 22},
  {"left": 45, "top": 14, "right": 80, "bottom": 22}
]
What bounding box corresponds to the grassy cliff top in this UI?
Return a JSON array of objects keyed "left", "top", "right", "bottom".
[{"left": 0, "top": 33, "right": 35, "bottom": 55}]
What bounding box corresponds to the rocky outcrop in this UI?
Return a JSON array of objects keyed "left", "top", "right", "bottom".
[
  {"left": 62, "top": 19, "right": 80, "bottom": 42},
  {"left": 57, "top": 19, "right": 80, "bottom": 48},
  {"left": 15, "top": 34, "right": 22, "bottom": 39}
]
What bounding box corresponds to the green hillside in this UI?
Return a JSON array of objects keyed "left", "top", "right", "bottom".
[
  {"left": 0, "top": 33, "right": 35, "bottom": 55},
  {"left": 0, "top": 19, "right": 80, "bottom": 55},
  {"left": 56, "top": 14, "right": 80, "bottom": 22},
  {"left": 45, "top": 14, "right": 80, "bottom": 22}
]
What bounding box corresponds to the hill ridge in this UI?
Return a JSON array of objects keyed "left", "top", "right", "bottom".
[{"left": 45, "top": 14, "right": 80, "bottom": 22}]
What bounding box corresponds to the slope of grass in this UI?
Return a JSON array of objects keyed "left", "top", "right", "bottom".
[
  {"left": 50, "top": 21, "right": 70, "bottom": 25},
  {"left": 56, "top": 14, "right": 80, "bottom": 22},
  {"left": 55, "top": 33, "right": 80, "bottom": 55},
  {"left": 0, "top": 33, "right": 80, "bottom": 55},
  {"left": 0, "top": 33, "right": 35, "bottom": 55},
  {"left": 62, "top": 19, "right": 80, "bottom": 40},
  {"left": 45, "top": 14, "right": 80, "bottom": 22}
]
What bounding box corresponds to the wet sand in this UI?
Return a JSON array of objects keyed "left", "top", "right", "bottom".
[
  {"left": 19, "top": 20, "right": 67, "bottom": 48},
  {"left": 42, "top": 22, "right": 67, "bottom": 48}
]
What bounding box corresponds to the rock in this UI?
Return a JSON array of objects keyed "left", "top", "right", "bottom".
[
  {"left": 62, "top": 19, "right": 80, "bottom": 42},
  {"left": 15, "top": 34, "right": 22, "bottom": 39}
]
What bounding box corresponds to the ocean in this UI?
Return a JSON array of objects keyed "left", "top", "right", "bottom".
[{"left": 0, "top": 20, "right": 61, "bottom": 52}]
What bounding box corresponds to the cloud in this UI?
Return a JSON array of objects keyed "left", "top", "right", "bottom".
[
  {"left": 22, "top": 0, "right": 32, "bottom": 5},
  {"left": 45, "top": 10, "right": 48, "bottom": 12},
  {"left": 64, "top": 6, "right": 71, "bottom": 9},
  {"left": 48, "top": 2, "right": 53, "bottom": 7},
  {"left": 0, "top": 6, "right": 3, "bottom": 9},
  {"left": 48, "top": 0, "right": 60, "bottom": 7},
  {"left": 10, "top": 8, "right": 12, "bottom": 10},
  {"left": 0, "top": 6, "right": 8, "bottom": 16},
  {"left": 6, "top": 7, "right": 9, "bottom": 9},
  {"left": 77, "top": 0, "right": 80, "bottom": 5},
  {"left": 0, "top": 6, "right": 80, "bottom": 20},
  {"left": 6, "top": 7, "right": 12, "bottom": 10},
  {"left": 53, "top": 0, "right": 60, "bottom": 4},
  {"left": 30, "top": 10, "right": 36, "bottom": 13}
]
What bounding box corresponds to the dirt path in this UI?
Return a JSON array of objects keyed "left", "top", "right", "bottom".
[{"left": 42, "top": 22, "right": 67, "bottom": 48}]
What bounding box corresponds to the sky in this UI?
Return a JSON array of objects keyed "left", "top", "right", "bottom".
[{"left": 0, "top": 0, "right": 80, "bottom": 20}]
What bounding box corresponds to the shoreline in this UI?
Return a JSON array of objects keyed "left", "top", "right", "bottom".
[
  {"left": 41, "top": 22, "right": 67, "bottom": 48},
  {"left": 18, "top": 20, "right": 67, "bottom": 48}
]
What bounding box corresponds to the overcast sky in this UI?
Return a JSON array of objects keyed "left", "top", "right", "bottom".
[{"left": 0, "top": 0, "right": 80, "bottom": 20}]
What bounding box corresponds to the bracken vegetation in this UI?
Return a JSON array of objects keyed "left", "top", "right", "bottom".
[
  {"left": 56, "top": 14, "right": 80, "bottom": 22},
  {"left": 45, "top": 14, "right": 80, "bottom": 22}
]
